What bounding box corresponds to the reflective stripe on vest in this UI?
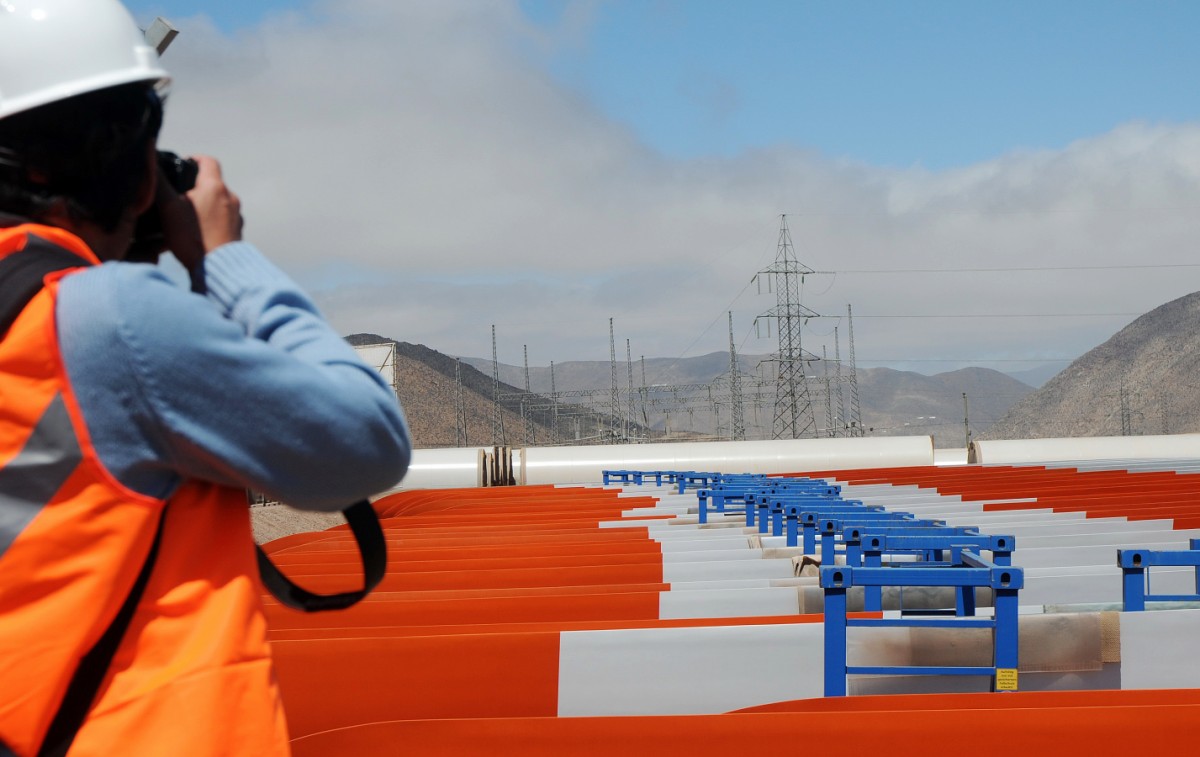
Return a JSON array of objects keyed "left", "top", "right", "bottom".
[{"left": 0, "top": 396, "right": 81, "bottom": 560}]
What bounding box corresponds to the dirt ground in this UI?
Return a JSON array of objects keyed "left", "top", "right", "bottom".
[{"left": 250, "top": 504, "right": 345, "bottom": 544}]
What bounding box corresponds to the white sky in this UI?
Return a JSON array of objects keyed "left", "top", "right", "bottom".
[{"left": 137, "top": 1, "right": 1200, "bottom": 378}]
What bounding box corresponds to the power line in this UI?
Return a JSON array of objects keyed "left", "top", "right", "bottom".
[
  {"left": 853, "top": 312, "right": 1141, "bottom": 319},
  {"left": 857, "top": 358, "right": 1073, "bottom": 363},
  {"left": 815, "top": 263, "right": 1200, "bottom": 274}
]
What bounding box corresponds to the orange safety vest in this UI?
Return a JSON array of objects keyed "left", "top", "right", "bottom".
[{"left": 0, "top": 224, "right": 289, "bottom": 756}]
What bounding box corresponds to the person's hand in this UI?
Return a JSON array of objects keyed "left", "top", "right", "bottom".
[
  {"left": 155, "top": 155, "right": 243, "bottom": 269},
  {"left": 154, "top": 161, "right": 205, "bottom": 270},
  {"left": 187, "top": 155, "right": 243, "bottom": 254}
]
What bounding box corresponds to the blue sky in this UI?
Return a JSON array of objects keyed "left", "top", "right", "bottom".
[
  {"left": 131, "top": 0, "right": 1200, "bottom": 169},
  {"left": 117, "top": 1, "right": 1200, "bottom": 393},
  {"left": 531, "top": 0, "right": 1200, "bottom": 168}
]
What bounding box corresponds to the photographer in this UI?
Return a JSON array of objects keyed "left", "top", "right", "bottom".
[{"left": 0, "top": 1, "right": 411, "bottom": 754}]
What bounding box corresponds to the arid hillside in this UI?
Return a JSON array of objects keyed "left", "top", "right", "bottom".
[
  {"left": 983, "top": 291, "right": 1200, "bottom": 439},
  {"left": 378, "top": 336, "right": 1031, "bottom": 448},
  {"left": 348, "top": 335, "right": 626, "bottom": 447}
]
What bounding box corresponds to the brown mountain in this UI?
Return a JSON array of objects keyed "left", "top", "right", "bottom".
[
  {"left": 982, "top": 291, "right": 1200, "bottom": 440},
  {"left": 451, "top": 347, "right": 1033, "bottom": 447},
  {"left": 346, "top": 334, "right": 626, "bottom": 447},
  {"left": 461, "top": 352, "right": 754, "bottom": 395},
  {"left": 858, "top": 366, "right": 1034, "bottom": 447}
]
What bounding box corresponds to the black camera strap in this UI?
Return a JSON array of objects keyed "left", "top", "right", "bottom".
[
  {"left": 255, "top": 499, "right": 387, "bottom": 611},
  {"left": 0, "top": 240, "right": 87, "bottom": 334},
  {"left": 184, "top": 240, "right": 389, "bottom": 612},
  {"left": 36, "top": 511, "right": 167, "bottom": 757}
]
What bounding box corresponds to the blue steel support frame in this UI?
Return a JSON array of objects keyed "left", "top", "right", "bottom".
[
  {"left": 696, "top": 488, "right": 711, "bottom": 525},
  {"left": 676, "top": 472, "right": 719, "bottom": 494},
  {"left": 799, "top": 507, "right": 886, "bottom": 553},
  {"left": 820, "top": 553, "right": 1023, "bottom": 697},
  {"left": 855, "top": 533, "right": 1011, "bottom": 612},
  {"left": 758, "top": 502, "right": 772, "bottom": 534},
  {"left": 1118, "top": 538, "right": 1200, "bottom": 611},
  {"left": 697, "top": 484, "right": 766, "bottom": 524},
  {"left": 802, "top": 512, "right": 944, "bottom": 559},
  {"left": 602, "top": 469, "right": 644, "bottom": 486}
]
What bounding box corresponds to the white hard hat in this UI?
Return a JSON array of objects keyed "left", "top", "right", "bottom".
[{"left": 0, "top": 0, "right": 169, "bottom": 120}]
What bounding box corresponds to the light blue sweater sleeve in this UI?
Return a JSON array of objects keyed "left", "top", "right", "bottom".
[{"left": 56, "top": 242, "right": 412, "bottom": 510}]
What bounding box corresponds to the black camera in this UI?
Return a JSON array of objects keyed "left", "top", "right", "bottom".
[
  {"left": 157, "top": 151, "right": 199, "bottom": 194},
  {"left": 126, "top": 150, "right": 199, "bottom": 263}
]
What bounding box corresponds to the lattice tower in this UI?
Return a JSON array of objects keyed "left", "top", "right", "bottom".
[
  {"left": 639, "top": 356, "right": 650, "bottom": 433},
  {"left": 1120, "top": 379, "right": 1133, "bottom": 436},
  {"left": 728, "top": 312, "right": 745, "bottom": 441},
  {"left": 491, "top": 325, "right": 504, "bottom": 444},
  {"left": 523, "top": 345, "right": 534, "bottom": 445},
  {"left": 758, "top": 215, "right": 818, "bottom": 439},
  {"left": 834, "top": 326, "right": 846, "bottom": 437},
  {"left": 609, "top": 318, "right": 620, "bottom": 442},
  {"left": 846, "top": 304, "right": 864, "bottom": 436},
  {"left": 455, "top": 358, "right": 467, "bottom": 446},
  {"left": 822, "top": 345, "right": 834, "bottom": 437},
  {"left": 626, "top": 339, "right": 636, "bottom": 441},
  {"left": 550, "top": 361, "right": 559, "bottom": 443}
]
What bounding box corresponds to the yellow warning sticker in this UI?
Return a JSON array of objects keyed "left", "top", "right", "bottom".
[{"left": 995, "top": 669, "right": 1019, "bottom": 691}]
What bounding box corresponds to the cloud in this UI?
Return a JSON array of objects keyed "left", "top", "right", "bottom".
[
  {"left": 680, "top": 73, "right": 742, "bottom": 127},
  {"left": 153, "top": 0, "right": 1200, "bottom": 372}
]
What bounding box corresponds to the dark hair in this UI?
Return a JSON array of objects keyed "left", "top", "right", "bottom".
[{"left": 0, "top": 82, "right": 162, "bottom": 232}]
